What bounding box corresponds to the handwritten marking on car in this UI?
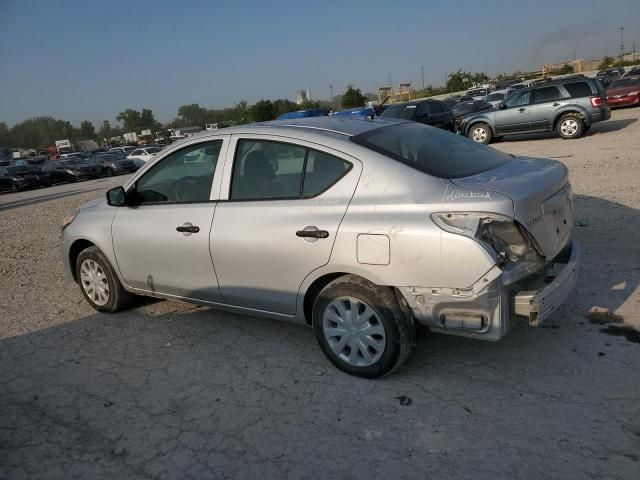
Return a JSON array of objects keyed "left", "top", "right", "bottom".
[{"left": 446, "top": 189, "right": 491, "bottom": 201}]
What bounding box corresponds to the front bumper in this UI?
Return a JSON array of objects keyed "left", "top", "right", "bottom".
[{"left": 399, "top": 241, "right": 580, "bottom": 341}]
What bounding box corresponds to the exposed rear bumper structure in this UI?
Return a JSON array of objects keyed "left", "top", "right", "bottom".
[{"left": 398, "top": 240, "right": 580, "bottom": 341}]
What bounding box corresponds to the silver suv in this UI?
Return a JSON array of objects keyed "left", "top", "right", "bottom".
[
  {"left": 461, "top": 77, "right": 610, "bottom": 144},
  {"left": 61, "top": 118, "right": 579, "bottom": 378}
]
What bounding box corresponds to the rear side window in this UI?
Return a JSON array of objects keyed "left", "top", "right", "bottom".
[
  {"left": 532, "top": 86, "right": 563, "bottom": 104},
  {"left": 351, "top": 122, "right": 512, "bottom": 179},
  {"left": 430, "top": 102, "right": 444, "bottom": 114},
  {"left": 230, "top": 140, "right": 352, "bottom": 201},
  {"left": 563, "top": 82, "right": 593, "bottom": 98},
  {"left": 379, "top": 105, "right": 417, "bottom": 120}
]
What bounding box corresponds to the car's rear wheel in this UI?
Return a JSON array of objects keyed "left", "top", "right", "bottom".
[
  {"left": 468, "top": 123, "right": 493, "bottom": 144},
  {"left": 312, "top": 275, "right": 413, "bottom": 378},
  {"left": 76, "top": 246, "right": 132, "bottom": 313},
  {"left": 557, "top": 114, "right": 584, "bottom": 139}
]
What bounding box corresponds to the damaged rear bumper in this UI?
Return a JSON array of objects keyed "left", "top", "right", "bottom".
[{"left": 398, "top": 241, "right": 580, "bottom": 341}]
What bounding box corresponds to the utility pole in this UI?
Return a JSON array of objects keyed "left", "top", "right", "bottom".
[
  {"left": 387, "top": 72, "right": 392, "bottom": 89},
  {"left": 620, "top": 26, "right": 624, "bottom": 62},
  {"left": 573, "top": 48, "right": 576, "bottom": 61},
  {"left": 633, "top": 40, "right": 636, "bottom": 62},
  {"left": 329, "top": 84, "right": 334, "bottom": 100},
  {"left": 421, "top": 66, "right": 425, "bottom": 89}
]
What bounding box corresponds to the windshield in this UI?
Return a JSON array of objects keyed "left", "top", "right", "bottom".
[
  {"left": 145, "top": 147, "right": 161, "bottom": 153},
  {"left": 609, "top": 78, "right": 640, "bottom": 89},
  {"left": 379, "top": 105, "right": 418, "bottom": 120},
  {"left": 351, "top": 122, "right": 512, "bottom": 179},
  {"left": 485, "top": 93, "right": 504, "bottom": 101}
]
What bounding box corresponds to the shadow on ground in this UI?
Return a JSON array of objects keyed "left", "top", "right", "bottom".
[{"left": 502, "top": 116, "right": 637, "bottom": 143}]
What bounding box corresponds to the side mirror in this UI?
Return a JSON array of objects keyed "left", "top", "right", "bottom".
[{"left": 106, "top": 186, "right": 126, "bottom": 206}]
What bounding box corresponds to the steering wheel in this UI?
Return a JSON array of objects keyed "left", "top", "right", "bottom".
[{"left": 173, "top": 176, "right": 200, "bottom": 202}]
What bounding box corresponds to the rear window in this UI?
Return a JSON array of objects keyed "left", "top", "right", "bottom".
[
  {"left": 379, "top": 105, "right": 417, "bottom": 120},
  {"left": 563, "top": 81, "right": 593, "bottom": 98},
  {"left": 351, "top": 122, "right": 512, "bottom": 179},
  {"left": 609, "top": 78, "right": 640, "bottom": 89}
]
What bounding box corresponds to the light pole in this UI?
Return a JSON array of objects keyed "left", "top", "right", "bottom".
[
  {"left": 620, "top": 26, "right": 624, "bottom": 62},
  {"left": 421, "top": 66, "right": 425, "bottom": 89},
  {"left": 329, "top": 84, "right": 334, "bottom": 100}
]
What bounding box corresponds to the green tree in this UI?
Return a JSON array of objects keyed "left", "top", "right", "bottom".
[
  {"left": 7, "top": 117, "right": 75, "bottom": 148},
  {"left": 250, "top": 99, "right": 276, "bottom": 122},
  {"left": 0, "top": 122, "right": 10, "bottom": 146},
  {"left": 177, "top": 104, "right": 207, "bottom": 126},
  {"left": 140, "top": 108, "right": 161, "bottom": 131},
  {"left": 78, "top": 120, "right": 96, "bottom": 139},
  {"left": 98, "top": 120, "right": 113, "bottom": 140},
  {"left": 341, "top": 84, "right": 366, "bottom": 109},
  {"left": 599, "top": 56, "right": 615, "bottom": 70},
  {"left": 116, "top": 109, "right": 141, "bottom": 132}
]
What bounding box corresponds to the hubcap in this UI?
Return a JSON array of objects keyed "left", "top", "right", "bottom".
[
  {"left": 472, "top": 127, "right": 487, "bottom": 142},
  {"left": 80, "top": 259, "right": 110, "bottom": 306},
  {"left": 561, "top": 119, "right": 579, "bottom": 136},
  {"left": 322, "top": 296, "right": 386, "bottom": 367}
]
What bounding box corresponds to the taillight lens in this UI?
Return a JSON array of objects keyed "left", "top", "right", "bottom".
[{"left": 590, "top": 96, "right": 603, "bottom": 107}]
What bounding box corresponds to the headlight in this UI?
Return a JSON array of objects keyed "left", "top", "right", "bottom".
[
  {"left": 627, "top": 90, "right": 640, "bottom": 96},
  {"left": 62, "top": 211, "right": 77, "bottom": 230},
  {"left": 431, "top": 212, "right": 536, "bottom": 265}
]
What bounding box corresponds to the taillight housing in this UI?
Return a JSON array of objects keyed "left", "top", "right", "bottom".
[{"left": 590, "top": 96, "right": 604, "bottom": 107}]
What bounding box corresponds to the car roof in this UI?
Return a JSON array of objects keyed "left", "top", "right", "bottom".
[{"left": 178, "top": 116, "right": 406, "bottom": 144}]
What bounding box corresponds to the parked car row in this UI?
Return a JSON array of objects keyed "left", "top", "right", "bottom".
[{"left": 0, "top": 146, "right": 160, "bottom": 193}]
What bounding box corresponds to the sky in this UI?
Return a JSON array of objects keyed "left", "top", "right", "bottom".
[{"left": 1, "top": 0, "right": 639, "bottom": 127}]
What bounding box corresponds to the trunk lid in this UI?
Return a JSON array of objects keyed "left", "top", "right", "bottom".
[{"left": 451, "top": 156, "right": 572, "bottom": 259}]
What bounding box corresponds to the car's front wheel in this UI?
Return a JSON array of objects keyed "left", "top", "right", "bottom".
[
  {"left": 557, "top": 114, "right": 584, "bottom": 139},
  {"left": 312, "top": 275, "right": 413, "bottom": 378},
  {"left": 76, "top": 246, "right": 132, "bottom": 313},
  {"left": 468, "top": 123, "right": 493, "bottom": 144}
]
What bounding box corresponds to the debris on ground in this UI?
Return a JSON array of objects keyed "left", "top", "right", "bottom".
[
  {"left": 574, "top": 219, "right": 588, "bottom": 227},
  {"left": 586, "top": 307, "right": 625, "bottom": 324},
  {"left": 394, "top": 395, "right": 412, "bottom": 406}
]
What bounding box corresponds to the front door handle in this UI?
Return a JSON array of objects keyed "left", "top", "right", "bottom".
[
  {"left": 176, "top": 223, "right": 200, "bottom": 234},
  {"left": 518, "top": 108, "right": 526, "bottom": 112},
  {"left": 552, "top": 102, "right": 561, "bottom": 106},
  {"left": 296, "top": 229, "right": 329, "bottom": 239}
]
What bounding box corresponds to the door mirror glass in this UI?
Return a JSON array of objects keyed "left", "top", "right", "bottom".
[{"left": 107, "top": 186, "right": 126, "bottom": 206}]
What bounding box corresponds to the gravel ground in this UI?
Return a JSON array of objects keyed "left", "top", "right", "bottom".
[{"left": 1, "top": 109, "right": 639, "bottom": 480}]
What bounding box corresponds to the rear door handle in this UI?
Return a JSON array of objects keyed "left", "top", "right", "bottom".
[
  {"left": 552, "top": 102, "right": 561, "bottom": 106},
  {"left": 296, "top": 229, "right": 329, "bottom": 239},
  {"left": 176, "top": 223, "right": 200, "bottom": 234},
  {"left": 518, "top": 108, "right": 526, "bottom": 112}
]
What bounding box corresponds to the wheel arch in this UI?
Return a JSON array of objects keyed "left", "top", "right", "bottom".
[
  {"left": 464, "top": 118, "right": 494, "bottom": 136},
  {"left": 68, "top": 239, "right": 96, "bottom": 282},
  {"left": 552, "top": 108, "right": 588, "bottom": 130}
]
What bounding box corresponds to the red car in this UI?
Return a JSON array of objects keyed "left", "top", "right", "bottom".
[{"left": 605, "top": 76, "right": 640, "bottom": 108}]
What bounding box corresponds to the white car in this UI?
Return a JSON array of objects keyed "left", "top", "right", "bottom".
[
  {"left": 127, "top": 147, "right": 161, "bottom": 165},
  {"left": 483, "top": 89, "right": 514, "bottom": 107}
]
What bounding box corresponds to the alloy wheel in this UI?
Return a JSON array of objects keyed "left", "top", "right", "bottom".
[
  {"left": 560, "top": 119, "right": 579, "bottom": 136},
  {"left": 472, "top": 126, "right": 488, "bottom": 142}
]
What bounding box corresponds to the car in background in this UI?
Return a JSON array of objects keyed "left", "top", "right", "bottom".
[
  {"left": 379, "top": 99, "right": 454, "bottom": 131},
  {"left": 0, "top": 165, "right": 51, "bottom": 191},
  {"left": 331, "top": 106, "right": 381, "bottom": 117},
  {"left": 42, "top": 158, "right": 101, "bottom": 181},
  {"left": 451, "top": 99, "right": 493, "bottom": 123},
  {"left": 85, "top": 154, "right": 139, "bottom": 176},
  {"left": 61, "top": 116, "right": 580, "bottom": 378},
  {"left": 108, "top": 146, "right": 137, "bottom": 156},
  {"left": 483, "top": 89, "right": 513, "bottom": 107},
  {"left": 127, "top": 147, "right": 161, "bottom": 166},
  {"left": 622, "top": 66, "right": 640, "bottom": 78},
  {"left": 466, "top": 87, "right": 492, "bottom": 100},
  {"left": 605, "top": 76, "right": 640, "bottom": 108},
  {"left": 459, "top": 77, "right": 610, "bottom": 144},
  {"left": 0, "top": 147, "right": 12, "bottom": 166},
  {"left": 277, "top": 109, "right": 326, "bottom": 120},
  {"left": 596, "top": 67, "right": 624, "bottom": 88}
]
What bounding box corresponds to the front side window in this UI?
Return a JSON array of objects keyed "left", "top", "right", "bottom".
[
  {"left": 379, "top": 104, "right": 417, "bottom": 120},
  {"left": 230, "top": 139, "right": 352, "bottom": 200},
  {"left": 131, "top": 150, "right": 143, "bottom": 156},
  {"left": 133, "top": 140, "right": 222, "bottom": 204},
  {"left": 532, "top": 86, "right": 563, "bottom": 104},
  {"left": 503, "top": 90, "right": 531, "bottom": 108}
]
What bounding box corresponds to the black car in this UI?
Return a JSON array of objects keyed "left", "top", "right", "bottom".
[
  {"left": 379, "top": 99, "right": 455, "bottom": 131},
  {"left": 451, "top": 99, "right": 494, "bottom": 121},
  {"left": 0, "top": 165, "right": 51, "bottom": 191},
  {"left": 85, "top": 154, "right": 139, "bottom": 176},
  {"left": 41, "top": 159, "right": 101, "bottom": 182}
]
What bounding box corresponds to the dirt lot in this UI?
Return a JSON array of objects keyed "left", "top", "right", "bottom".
[{"left": 1, "top": 110, "right": 639, "bottom": 480}]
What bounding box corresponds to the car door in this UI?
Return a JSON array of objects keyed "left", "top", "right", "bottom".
[
  {"left": 495, "top": 90, "right": 532, "bottom": 134},
  {"left": 416, "top": 102, "right": 435, "bottom": 126},
  {"left": 528, "top": 85, "right": 565, "bottom": 130},
  {"left": 111, "top": 137, "right": 229, "bottom": 301},
  {"left": 210, "top": 135, "right": 362, "bottom": 315}
]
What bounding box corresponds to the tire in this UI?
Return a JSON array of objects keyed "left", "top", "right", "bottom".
[
  {"left": 493, "top": 135, "right": 504, "bottom": 143},
  {"left": 312, "top": 275, "right": 413, "bottom": 378},
  {"left": 76, "top": 246, "right": 132, "bottom": 313},
  {"left": 11, "top": 181, "right": 19, "bottom": 192},
  {"left": 467, "top": 122, "right": 493, "bottom": 144},
  {"left": 583, "top": 124, "right": 591, "bottom": 133},
  {"left": 557, "top": 113, "right": 584, "bottom": 139},
  {"left": 105, "top": 168, "right": 113, "bottom": 177}
]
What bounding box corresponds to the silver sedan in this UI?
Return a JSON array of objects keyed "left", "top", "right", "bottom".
[{"left": 61, "top": 117, "right": 579, "bottom": 377}]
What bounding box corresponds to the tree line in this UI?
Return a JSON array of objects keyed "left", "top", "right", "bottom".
[{"left": 0, "top": 84, "right": 369, "bottom": 149}]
